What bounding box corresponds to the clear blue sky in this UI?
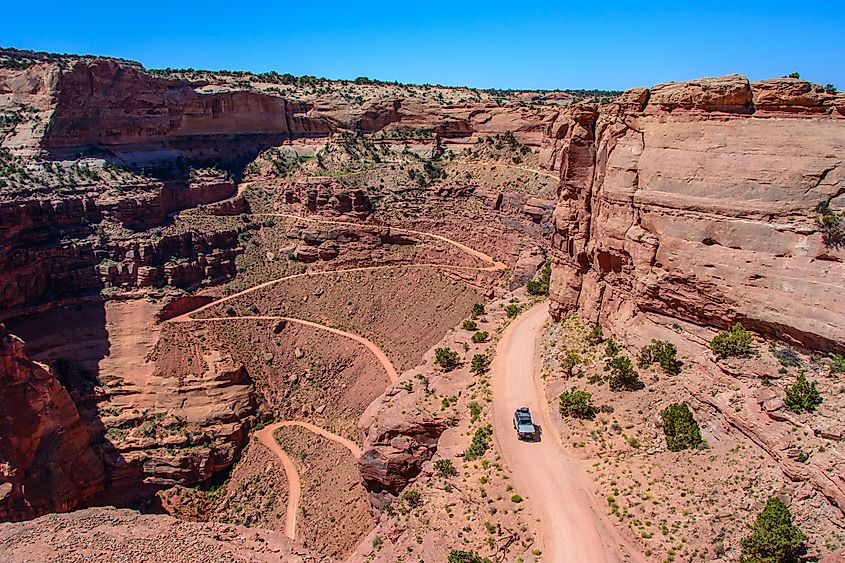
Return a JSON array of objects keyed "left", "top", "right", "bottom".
[{"left": 4, "top": 1, "right": 842, "bottom": 90}]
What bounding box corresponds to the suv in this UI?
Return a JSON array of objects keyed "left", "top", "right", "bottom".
[{"left": 513, "top": 407, "right": 537, "bottom": 441}]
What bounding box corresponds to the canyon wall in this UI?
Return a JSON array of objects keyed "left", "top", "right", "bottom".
[
  {"left": 0, "top": 325, "right": 104, "bottom": 521},
  {"left": 542, "top": 75, "right": 845, "bottom": 352}
]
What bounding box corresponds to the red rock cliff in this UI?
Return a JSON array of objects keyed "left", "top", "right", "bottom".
[
  {"left": 543, "top": 75, "right": 845, "bottom": 351},
  {"left": 0, "top": 324, "right": 104, "bottom": 521}
]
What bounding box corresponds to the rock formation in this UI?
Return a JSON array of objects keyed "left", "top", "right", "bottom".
[
  {"left": 543, "top": 75, "right": 845, "bottom": 352},
  {"left": 0, "top": 324, "right": 104, "bottom": 521}
]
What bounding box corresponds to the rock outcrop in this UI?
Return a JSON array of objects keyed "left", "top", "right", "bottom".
[
  {"left": 543, "top": 75, "right": 845, "bottom": 352},
  {"left": 358, "top": 416, "right": 448, "bottom": 506},
  {"left": 0, "top": 325, "right": 104, "bottom": 521}
]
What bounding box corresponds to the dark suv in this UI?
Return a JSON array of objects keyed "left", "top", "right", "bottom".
[{"left": 512, "top": 407, "right": 537, "bottom": 441}]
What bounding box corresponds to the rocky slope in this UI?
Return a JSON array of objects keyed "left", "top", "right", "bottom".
[
  {"left": 0, "top": 506, "right": 322, "bottom": 562},
  {"left": 543, "top": 74, "right": 845, "bottom": 350}
]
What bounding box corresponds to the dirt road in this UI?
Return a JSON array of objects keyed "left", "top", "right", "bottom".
[
  {"left": 491, "top": 302, "right": 643, "bottom": 563},
  {"left": 255, "top": 423, "right": 301, "bottom": 539},
  {"left": 255, "top": 420, "right": 362, "bottom": 540}
]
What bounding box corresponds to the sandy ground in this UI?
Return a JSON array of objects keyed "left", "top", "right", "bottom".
[{"left": 491, "top": 302, "right": 643, "bottom": 562}]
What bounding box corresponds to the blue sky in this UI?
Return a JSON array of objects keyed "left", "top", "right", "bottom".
[{"left": 4, "top": 1, "right": 842, "bottom": 90}]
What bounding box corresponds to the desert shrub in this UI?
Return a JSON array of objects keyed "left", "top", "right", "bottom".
[
  {"left": 740, "top": 497, "right": 807, "bottom": 563},
  {"left": 470, "top": 354, "right": 491, "bottom": 375},
  {"left": 435, "top": 347, "right": 461, "bottom": 371},
  {"left": 434, "top": 459, "right": 458, "bottom": 478},
  {"left": 470, "top": 303, "right": 485, "bottom": 319},
  {"left": 604, "top": 339, "right": 620, "bottom": 358},
  {"left": 586, "top": 324, "right": 604, "bottom": 345},
  {"left": 447, "top": 550, "right": 488, "bottom": 563},
  {"left": 224, "top": 305, "right": 237, "bottom": 316},
  {"left": 510, "top": 494, "right": 523, "bottom": 503},
  {"left": 464, "top": 424, "right": 493, "bottom": 460},
  {"left": 469, "top": 401, "right": 481, "bottom": 423},
  {"left": 639, "top": 339, "right": 682, "bottom": 375},
  {"left": 526, "top": 260, "right": 551, "bottom": 296},
  {"left": 606, "top": 356, "right": 643, "bottom": 391},
  {"left": 561, "top": 349, "right": 582, "bottom": 377},
  {"left": 710, "top": 323, "right": 753, "bottom": 359},
  {"left": 505, "top": 304, "right": 521, "bottom": 318},
  {"left": 400, "top": 489, "right": 422, "bottom": 509},
  {"left": 660, "top": 403, "right": 703, "bottom": 451},
  {"left": 816, "top": 202, "right": 845, "bottom": 247},
  {"left": 831, "top": 353, "right": 845, "bottom": 374},
  {"left": 462, "top": 319, "right": 478, "bottom": 331},
  {"left": 784, "top": 371, "right": 822, "bottom": 413},
  {"left": 471, "top": 331, "right": 489, "bottom": 344},
  {"left": 559, "top": 388, "right": 596, "bottom": 419}
]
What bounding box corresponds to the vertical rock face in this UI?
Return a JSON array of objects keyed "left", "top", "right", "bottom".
[
  {"left": 543, "top": 75, "right": 845, "bottom": 351},
  {"left": 0, "top": 324, "right": 104, "bottom": 521}
]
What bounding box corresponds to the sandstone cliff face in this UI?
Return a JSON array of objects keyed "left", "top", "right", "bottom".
[
  {"left": 543, "top": 75, "right": 845, "bottom": 352},
  {"left": 42, "top": 60, "right": 332, "bottom": 156},
  {"left": 1, "top": 55, "right": 554, "bottom": 163},
  {"left": 0, "top": 325, "right": 104, "bottom": 521}
]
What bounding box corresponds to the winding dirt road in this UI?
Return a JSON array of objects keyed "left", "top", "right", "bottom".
[
  {"left": 165, "top": 213, "right": 507, "bottom": 544},
  {"left": 255, "top": 420, "right": 363, "bottom": 540},
  {"left": 492, "top": 302, "right": 644, "bottom": 563}
]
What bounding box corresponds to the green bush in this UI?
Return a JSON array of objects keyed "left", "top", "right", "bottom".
[
  {"left": 710, "top": 323, "right": 753, "bottom": 359},
  {"left": 470, "top": 303, "right": 485, "bottom": 320},
  {"left": 604, "top": 339, "right": 620, "bottom": 358},
  {"left": 561, "top": 349, "right": 582, "bottom": 377},
  {"left": 510, "top": 494, "right": 523, "bottom": 503},
  {"left": 639, "top": 339, "right": 682, "bottom": 375},
  {"left": 586, "top": 324, "right": 604, "bottom": 345},
  {"left": 830, "top": 353, "right": 845, "bottom": 374},
  {"left": 783, "top": 371, "right": 822, "bottom": 413},
  {"left": 469, "top": 401, "right": 481, "bottom": 423},
  {"left": 434, "top": 459, "right": 458, "bottom": 478},
  {"left": 526, "top": 260, "right": 551, "bottom": 296},
  {"left": 464, "top": 424, "right": 493, "bottom": 461},
  {"left": 817, "top": 203, "right": 844, "bottom": 245},
  {"left": 435, "top": 347, "right": 461, "bottom": 371},
  {"left": 605, "top": 356, "right": 643, "bottom": 391},
  {"left": 471, "top": 331, "right": 489, "bottom": 344},
  {"left": 400, "top": 489, "right": 422, "bottom": 509},
  {"left": 505, "top": 304, "right": 521, "bottom": 318},
  {"left": 470, "top": 354, "right": 491, "bottom": 375},
  {"left": 447, "top": 550, "right": 488, "bottom": 563},
  {"left": 740, "top": 497, "right": 807, "bottom": 563},
  {"left": 462, "top": 319, "right": 478, "bottom": 331},
  {"left": 660, "top": 403, "right": 703, "bottom": 451},
  {"left": 224, "top": 305, "right": 237, "bottom": 316},
  {"left": 559, "top": 388, "right": 596, "bottom": 419}
]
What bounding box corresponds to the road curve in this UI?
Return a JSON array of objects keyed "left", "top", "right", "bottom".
[
  {"left": 255, "top": 420, "right": 362, "bottom": 540},
  {"left": 174, "top": 315, "right": 398, "bottom": 383},
  {"left": 491, "top": 302, "right": 644, "bottom": 563},
  {"left": 255, "top": 423, "right": 301, "bottom": 539}
]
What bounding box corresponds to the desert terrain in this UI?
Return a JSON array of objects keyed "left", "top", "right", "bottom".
[{"left": 0, "top": 45, "right": 844, "bottom": 562}]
